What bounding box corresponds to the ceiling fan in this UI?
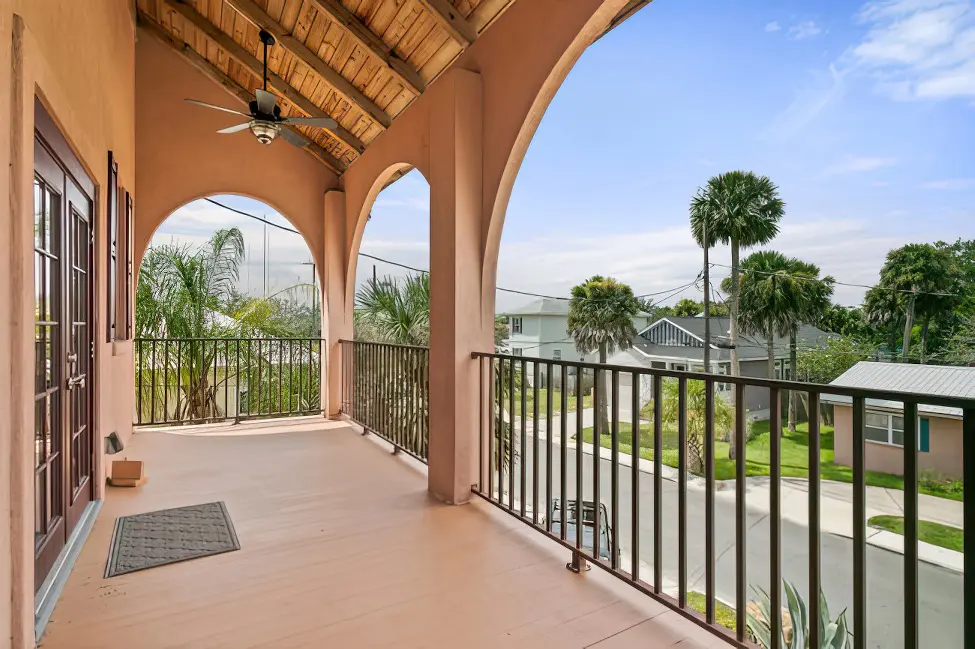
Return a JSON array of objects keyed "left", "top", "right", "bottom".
[{"left": 184, "top": 29, "right": 337, "bottom": 147}]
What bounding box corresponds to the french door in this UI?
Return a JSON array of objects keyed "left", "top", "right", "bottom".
[{"left": 33, "top": 104, "right": 95, "bottom": 591}]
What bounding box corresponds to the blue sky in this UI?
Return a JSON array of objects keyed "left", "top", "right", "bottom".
[{"left": 157, "top": 0, "right": 975, "bottom": 310}]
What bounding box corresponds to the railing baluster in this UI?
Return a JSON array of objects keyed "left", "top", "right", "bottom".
[
  {"left": 520, "top": 358, "right": 528, "bottom": 519},
  {"left": 904, "top": 401, "right": 919, "bottom": 649},
  {"left": 593, "top": 367, "right": 601, "bottom": 562},
  {"left": 546, "top": 362, "right": 554, "bottom": 534},
  {"left": 769, "top": 387, "right": 782, "bottom": 648},
  {"left": 175, "top": 339, "right": 182, "bottom": 420},
  {"left": 163, "top": 340, "right": 170, "bottom": 423},
  {"left": 532, "top": 361, "right": 540, "bottom": 525},
  {"left": 494, "top": 358, "right": 501, "bottom": 503},
  {"left": 735, "top": 382, "right": 748, "bottom": 641},
  {"left": 575, "top": 365, "right": 584, "bottom": 557},
  {"left": 964, "top": 408, "right": 975, "bottom": 649},
  {"left": 479, "top": 356, "right": 486, "bottom": 492},
  {"left": 150, "top": 340, "right": 157, "bottom": 424},
  {"left": 560, "top": 365, "right": 568, "bottom": 541},
  {"left": 137, "top": 339, "right": 143, "bottom": 425},
  {"left": 853, "top": 395, "right": 867, "bottom": 649},
  {"left": 653, "top": 373, "right": 663, "bottom": 592},
  {"left": 705, "top": 377, "right": 715, "bottom": 624},
  {"left": 509, "top": 357, "right": 516, "bottom": 512},
  {"left": 631, "top": 371, "right": 640, "bottom": 583},
  {"left": 610, "top": 369, "right": 619, "bottom": 570},
  {"left": 678, "top": 376, "right": 687, "bottom": 609}
]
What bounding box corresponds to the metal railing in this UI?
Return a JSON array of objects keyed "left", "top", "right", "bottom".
[
  {"left": 471, "top": 352, "right": 975, "bottom": 649},
  {"left": 134, "top": 337, "right": 324, "bottom": 426},
  {"left": 339, "top": 340, "right": 430, "bottom": 462}
]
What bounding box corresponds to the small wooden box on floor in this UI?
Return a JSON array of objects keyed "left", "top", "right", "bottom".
[{"left": 109, "top": 460, "right": 147, "bottom": 487}]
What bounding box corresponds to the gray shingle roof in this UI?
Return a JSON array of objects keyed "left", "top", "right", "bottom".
[
  {"left": 822, "top": 361, "right": 975, "bottom": 418},
  {"left": 634, "top": 317, "right": 833, "bottom": 362},
  {"left": 501, "top": 297, "right": 650, "bottom": 318}
]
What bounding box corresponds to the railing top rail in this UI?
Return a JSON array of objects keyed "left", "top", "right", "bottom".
[
  {"left": 470, "top": 350, "right": 975, "bottom": 411},
  {"left": 134, "top": 337, "right": 325, "bottom": 342},
  {"left": 339, "top": 339, "right": 430, "bottom": 352}
]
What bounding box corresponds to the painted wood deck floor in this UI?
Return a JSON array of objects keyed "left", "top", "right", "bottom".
[{"left": 39, "top": 418, "right": 718, "bottom": 648}]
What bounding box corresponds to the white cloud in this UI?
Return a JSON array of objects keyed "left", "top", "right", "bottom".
[
  {"left": 824, "top": 155, "right": 898, "bottom": 174},
  {"left": 853, "top": 0, "right": 975, "bottom": 100},
  {"left": 765, "top": 21, "right": 782, "bottom": 33},
  {"left": 790, "top": 20, "right": 823, "bottom": 40},
  {"left": 922, "top": 177, "right": 975, "bottom": 189}
]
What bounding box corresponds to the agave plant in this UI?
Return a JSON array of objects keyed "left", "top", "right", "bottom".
[{"left": 746, "top": 581, "right": 851, "bottom": 649}]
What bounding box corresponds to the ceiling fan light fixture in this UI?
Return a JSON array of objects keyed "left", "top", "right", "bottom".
[{"left": 249, "top": 121, "right": 279, "bottom": 145}]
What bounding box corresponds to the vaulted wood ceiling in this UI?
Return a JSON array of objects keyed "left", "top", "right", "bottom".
[{"left": 137, "top": 0, "right": 517, "bottom": 174}]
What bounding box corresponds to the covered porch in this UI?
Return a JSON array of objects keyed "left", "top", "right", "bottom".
[{"left": 39, "top": 419, "right": 711, "bottom": 649}]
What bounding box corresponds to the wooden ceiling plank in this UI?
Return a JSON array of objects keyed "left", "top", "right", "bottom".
[
  {"left": 164, "top": 0, "right": 367, "bottom": 152},
  {"left": 415, "top": 0, "right": 477, "bottom": 47},
  {"left": 221, "top": 0, "right": 392, "bottom": 128},
  {"left": 137, "top": 13, "right": 346, "bottom": 174},
  {"left": 307, "top": 0, "right": 426, "bottom": 94}
]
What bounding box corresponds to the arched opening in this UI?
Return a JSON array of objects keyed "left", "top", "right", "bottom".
[{"left": 135, "top": 195, "right": 325, "bottom": 427}]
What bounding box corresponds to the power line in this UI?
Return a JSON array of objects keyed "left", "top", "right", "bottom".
[
  {"left": 204, "top": 198, "right": 301, "bottom": 234},
  {"left": 708, "top": 261, "right": 967, "bottom": 298}
]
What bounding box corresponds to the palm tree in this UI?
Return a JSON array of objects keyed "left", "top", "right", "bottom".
[
  {"left": 736, "top": 251, "right": 834, "bottom": 434},
  {"left": 689, "top": 172, "right": 785, "bottom": 378},
  {"left": 354, "top": 273, "right": 431, "bottom": 455},
  {"left": 567, "top": 276, "right": 640, "bottom": 434},
  {"left": 354, "top": 273, "right": 430, "bottom": 345},
  {"left": 136, "top": 228, "right": 245, "bottom": 420}
]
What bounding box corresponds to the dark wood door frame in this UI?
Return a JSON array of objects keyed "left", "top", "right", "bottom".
[{"left": 32, "top": 99, "right": 96, "bottom": 592}]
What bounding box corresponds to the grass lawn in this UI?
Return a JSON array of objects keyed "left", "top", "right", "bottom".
[
  {"left": 686, "top": 591, "right": 737, "bottom": 632},
  {"left": 512, "top": 388, "right": 592, "bottom": 417},
  {"left": 868, "top": 515, "right": 964, "bottom": 552},
  {"left": 580, "top": 418, "right": 964, "bottom": 501}
]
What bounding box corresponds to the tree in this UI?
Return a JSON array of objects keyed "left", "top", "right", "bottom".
[
  {"left": 660, "top": 378, "right": 735, "bottom": 474},
  {"left": 736, "top": 251, "right": 833, "bottom": 434},
  {"left": 796, "top": 335, "right": 874, "bottom": 384},
  {"left": 495, "top": 316, "right": 509, "bottom": 352},
  {"left": 354, "top": 273, "right": 430, "bottom": 346},
  {"left": 135, "top": 228, "right": 246, "bottom": 420},
  {"left": 819, "top": 305, "right": 867, "bottom": 339},
  {"left": 872, "top": 244, "right": 960, "bottom": 361},
  {"left": 672, "top": 298, "right": 703, "bottom": 317},
  {"left": 567, "top": 276, "right": 640, "bottom": 434},
  {"left": 709, "top": 300, "right": 731, "bottom": 317},
  {"left": 690, "top": 171, "right": 785, "bottom": 380}
]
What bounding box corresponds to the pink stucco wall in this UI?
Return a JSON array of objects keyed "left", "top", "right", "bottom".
[{"left": 832, "top": 405, "right": 964, "bottom": 479}]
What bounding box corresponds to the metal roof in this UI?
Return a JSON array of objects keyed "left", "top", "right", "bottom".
[{"left": 822, "top": 361, "right": 975, "bottom": 418}]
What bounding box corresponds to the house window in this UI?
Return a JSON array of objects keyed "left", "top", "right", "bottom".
[
  {"left": 671, "top": 363, "right": 687, "bottom": 371},
  {"left": 552, "top": 349, "right": 562, "bottom": 360},
  {"left": 512, "top": 348, "right": 524, "bottom": 357},
  {"left": 511, "top": 317, "right": 523, "bottom": 334},
  {"left": 863, "top": 409, "right": 930, "bottom": 451}
]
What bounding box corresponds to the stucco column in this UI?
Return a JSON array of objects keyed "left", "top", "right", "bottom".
[
  {"left": 427, "top": 70, "right": 491, "bottom": 504},
  {"left": 323, "top": 189, "right": 351, "bottom": 418}
]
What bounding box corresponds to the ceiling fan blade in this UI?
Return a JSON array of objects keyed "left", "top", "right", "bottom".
[
  {"left": 216, "top": 122, "right": 253, "bottom": 134},
  {"left": 279, "top": 126, "right": 311, "bottom": 148},
  {"left": 281, "top": 116, "right": 338, "bottom": 129},
  {"left": 255, "top": 89, "right": 277, "bottom": 115},
  {"left": 185, "top": 99, "right": 251, "bottom": 117}
]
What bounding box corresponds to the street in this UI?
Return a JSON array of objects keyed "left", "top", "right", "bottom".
[{"left": 495, "top": 432, "right": 964, "bottom": 649}]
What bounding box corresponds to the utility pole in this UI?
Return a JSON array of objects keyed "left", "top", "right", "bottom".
[
  {"left": 263, "top": 220, "right": 268, "bottom": 297},
  {"left": 301, "top": 261, "right": 317, "bottom": 313},
  {"left": 372, "top": 264, "right": 377, "bottom": 285},
  {"left": 703, "top": 217, "right": 711, "bottom": 373}
]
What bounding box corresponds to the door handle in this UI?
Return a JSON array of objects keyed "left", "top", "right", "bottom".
[{"left": 67, "top": 375, "right": 86, "bottom": 390}]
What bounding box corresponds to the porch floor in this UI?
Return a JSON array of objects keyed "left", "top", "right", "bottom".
[{"left": 39, "top": 418, "right": 716, "bottom": 649}]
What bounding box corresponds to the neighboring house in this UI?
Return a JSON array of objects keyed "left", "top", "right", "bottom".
[
  {"left": 823, "top": 362, "right": 975, "bottom": 480},
  {"left": 607, "top": 316, "right": 834, "bottom": 418},
  {"left": 500, "top": 297, "right": 650, "bottom": 362}
]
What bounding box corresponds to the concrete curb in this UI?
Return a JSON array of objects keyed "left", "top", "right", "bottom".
[{"left": 530, "top": 429, "right": 965, "bottom": 575}]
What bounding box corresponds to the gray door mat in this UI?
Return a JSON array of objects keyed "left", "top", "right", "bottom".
[{"left": 104, "top": 501, "right": 240, "bottom": 578}]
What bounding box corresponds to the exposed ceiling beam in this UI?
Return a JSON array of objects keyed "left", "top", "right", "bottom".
[
  {"left": 221, "top": 0, "right": 392, "bottom": 128},
  {"left": 137, "top": 13, "right": 346, "bottom": 174},
  {"left": 307, "top": 0, "right": 426, "bottom": 95},
  {"left": 162, "top": 0, "right": 367, "bottom": 154},
  {"left": 416, "top": 0, "right": 478, "bottom": 47}
]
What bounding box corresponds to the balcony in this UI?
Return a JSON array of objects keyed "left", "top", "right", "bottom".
[{"left": 38, "top": 416, "right": 716, "bottom": 649}]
